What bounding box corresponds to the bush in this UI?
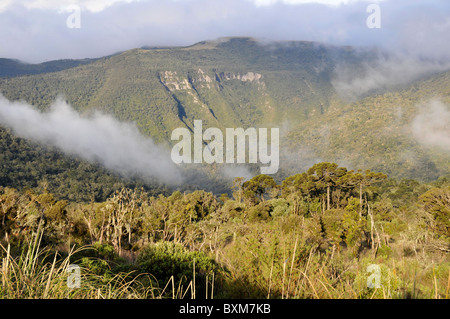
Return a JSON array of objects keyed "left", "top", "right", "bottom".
[
  {"left": 136, "top": 241, "right": 220, "bottom": 296},
  {"left": 270, "top": 198, "right": 291, "bottom": 217},
  {"left": 248, "top": 202, "right": 272, "bottom": 222},
  {"left": 377, "top": 244, "right": 393, "bottom": 258}
]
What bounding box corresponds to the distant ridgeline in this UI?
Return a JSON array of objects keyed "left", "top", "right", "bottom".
[{"left": 0, "top": 37, "right": 449, "bottom": 199}]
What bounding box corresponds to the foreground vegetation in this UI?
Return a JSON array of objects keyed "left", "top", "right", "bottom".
[{"left": 0, "top": 162, "right": 449, "bottom": 299}]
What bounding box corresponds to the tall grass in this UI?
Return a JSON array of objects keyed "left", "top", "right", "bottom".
[
  {"left": 228, "top": 236, "right": 449, "bottom": 299},
  {"left": 0, "top": 227, "right": 161, "bottom": 299},
  {"left": 283, "top": 251, "right": 450, "bottom": 299},
  {"left": 0, "top": 227, "right": 206, "bottom": 299},
  {"left": 1, "top": 226, "right": 447, "bottom": 299}
]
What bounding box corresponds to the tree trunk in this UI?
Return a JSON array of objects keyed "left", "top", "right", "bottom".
[
  {"left": 99, "top": 212, "right": 105, "bottom": 244},
  {"left": 322, "top": 194, "right": 325, "bottom": 214},
  {"left": 359, "top": 183, "right": 363, "bottom": 217},
  {"left": 327, "top": 185, "right": 330, "bottom": 211},
  {"left": 368, "top": 204, "right": 374, "bottom": 251}
]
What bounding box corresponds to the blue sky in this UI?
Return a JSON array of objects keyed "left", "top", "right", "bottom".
[{"left": 0, "top": 0, "right": 449, "bottom": 63}]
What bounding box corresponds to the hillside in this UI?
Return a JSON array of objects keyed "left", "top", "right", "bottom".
[
  {"left": 284, "top": 70, "right": 450, "bottom": 181},
  {"left": 0, "top": 37, "right": 449, "bottom": 198},
  {"left": 0, "top": 58, "right": 97, "bottom": 78}
]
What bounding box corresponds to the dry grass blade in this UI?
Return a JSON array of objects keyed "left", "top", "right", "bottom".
[
  {"left": 300, "top": 270, "right": 319, "bottom": 299},
  {"left": 43, "top": 252, "right": 58, "bottom": 298},
  {"left": 446, "top": 269, "right": 450, "bottom": 299}
]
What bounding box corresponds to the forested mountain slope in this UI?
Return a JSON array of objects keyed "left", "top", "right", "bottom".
[{"left": 0, "top": 37, "right": 449, "bottom": 198}]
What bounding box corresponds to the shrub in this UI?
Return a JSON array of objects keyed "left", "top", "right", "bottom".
[
  {"left": 136, "top": 241, "right": 220, "bottom": 297},
  {"left": 270, "top": 198, "right": 291, "bottom": 217},
  {"left": 248, "top": 202, "right": 272, "bottom": 222}
]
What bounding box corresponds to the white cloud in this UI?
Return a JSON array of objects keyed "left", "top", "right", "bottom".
[
  {"left": 411, "top": 100, "right": 450, "bottom": 152},
  {"left": 0, "top": 0, "right": 13, "bottom": 13},
  {"left": 0, "top": 0, "right": 143, "bottom": 13},
  {"left": 0, "top": 0, "right": 448, "bottom": 63},
  {"left": 0, "top": 94, "right": 184, "bottom": 185},
  {"left": 332, "top": 55, "right": 450, "bottom": 101},
  {"left": 247, "top": 0, "right": 382, "bottom": 7}
]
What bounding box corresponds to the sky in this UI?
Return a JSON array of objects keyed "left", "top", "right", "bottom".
[{"left": 0, "top": 0, "right": 449, "bottom": 63}]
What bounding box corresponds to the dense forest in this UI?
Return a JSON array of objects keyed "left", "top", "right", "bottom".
[
  {"left": 0, "top": 126, "right": 173, "bottom": 202},
  {"left": 1, "top": 162, "right": 448, "bottom": 299}
]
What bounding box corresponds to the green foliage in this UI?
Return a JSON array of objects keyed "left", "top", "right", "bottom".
[
  {"left": 248, "top": 201, "right": 272, "bottom": 222},
  {"left": 1, "top": 162, "right": 449, "bottom": 299},
  {"left": 419, "top": 186, "right": 450, "bottom": 240},
  {"left": 322, "top": 209, "right": 345, "bottom": 249},
  {"left": 220, "top": 199, "right": 245, "bottom": 221},
  {"left": 270, "top": 198, "right": 291, "bottom": 217},
  {"left": 136, "top": 241, "right": 219, "bottom": 291},
  {"left": 242, "top": 174, "right": 277, "bottom": 205},
  {"left": 0, "top": 57, "right": 96, "bottom": 78},
  {"left": 0, "top": 127, "right": 170, "bottom": 202},
  {"left": 342, "top": 198, "right": 368, "bottom": 254},
  {"left": 377, "top": 245, "right": 393, "bottom": 259}
]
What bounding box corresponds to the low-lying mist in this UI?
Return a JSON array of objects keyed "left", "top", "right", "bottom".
[
  {"left": 411, "top": 99, "right": 450, "bottom": 152},
  {"left": 332, "top": 53, "right": 450, "bottom": 102},
  {"left": 0, "top": 95, "right": 184, "bottom": 186}
]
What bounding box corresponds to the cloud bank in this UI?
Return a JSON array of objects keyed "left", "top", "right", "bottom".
[
  {"left": 0, "top": 95, "right": 183, "bottom": 185},
  {"left": 0, "top": 0, "right": 449, "bottom": 63},
  {"left": 411, "top": 99, "right": 450, "bottom": 152},
  {"left": 331, "top": 54, "right": 450, "bottom": 101}
]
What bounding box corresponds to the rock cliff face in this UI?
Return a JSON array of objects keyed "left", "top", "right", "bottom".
[
  {"left": 156, "top": 68, "right": 273, "bottom": 129},
  {"left": 160, "top": 70, "right": 264, "bottom": 91}
]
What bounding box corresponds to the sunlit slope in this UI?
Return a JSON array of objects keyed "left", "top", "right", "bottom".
[{"left": 284, "top": 70, "right": 450, "bottom": 180}]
